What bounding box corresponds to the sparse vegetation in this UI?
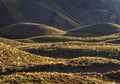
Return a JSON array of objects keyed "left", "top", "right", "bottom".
[
  {"left": 0, "top": 72, "right": 115, "bottom": 84},
  {"left": 1, "top": 24, "right": 120, "bottom": 83},
  {"left": 0, "top": 34, "right": 120, "bottom": 83},
  {"left": 0, "top": 0, "right": 120, "bottom": 83},
  {"left": 0, "top": 6, "right": 120, "bottom": 83},
  {"left": 19, "top": 42, "right": 120, "bottom": 60}
]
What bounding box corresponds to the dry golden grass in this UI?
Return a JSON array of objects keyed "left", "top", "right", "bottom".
[
  {"left": 0, "top": 34, "right": 120, "bottom": 83},
  {"left": 0, "top": 42, "right": 67, "bottom": 74},
  {"left": 0, "top": 72, "right": 115, "bottom": 84},
  {"left": 0, "top": 37, "right": 24, "bottom": 47},
  {"left": 19, "top": 41, "right": 120, "bottom": 59}
]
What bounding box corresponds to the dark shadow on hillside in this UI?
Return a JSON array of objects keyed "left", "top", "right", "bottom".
[
  {"left": 107, "top": 39, "right": 120, "bottom": 44},
  {"left": 23, "top": 48, "right": 120, "bottom": 59},
  {"left": 104, "top": 71, "right": 120, "bottom": 82},
  {"left": 84, "top": 38, "right": 120, "bottom": 42},
  {"left": 31, "top": 37, "right": 76, "bottom": 43},
  {"left": 1, "top": 63, "right": 120, "bottom": 76}
]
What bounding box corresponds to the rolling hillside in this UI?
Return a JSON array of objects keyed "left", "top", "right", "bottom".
[
  {"left": 0, "top": 22, "right": 66, "bottom": 39},
  {"left": 1, "top": 31, "right": 120, "bottom": 83},
  {"left": 0, "top": 40, "right": 120, "bottom": 83},
  {"left": 65, "top": 23, "right": 120, "bottom": 37},
  {"left": 0, "top": 0, "right": 120, "bottom": 83}
]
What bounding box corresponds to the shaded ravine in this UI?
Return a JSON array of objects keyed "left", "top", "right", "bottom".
[{"left": 22, "top": 48, "right": 120, "bottom": 60}]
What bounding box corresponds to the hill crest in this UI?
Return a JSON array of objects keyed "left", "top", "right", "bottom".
[
  {"left": 0, "top": 22, "right": 66, "bottom": 39},
  {"left": 65, "top": 23, "right": 120, "bottom": 37}
]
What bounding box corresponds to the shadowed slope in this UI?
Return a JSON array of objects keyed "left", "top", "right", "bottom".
[
  {"left": 105, "top": 38, "right": 120, "bottom": 44},
  {"left": 1, "top": 0, "right": 74, "bottom": 30},
  {"left": 1, "top": 0, "right": 53, "bottom": 24},
  {"left": 104, "top": 70, "right": 120, "bottom": 82},
  {"left": 20, "top": 42, "right": 120, "bottom": 60},
  {"left": 1, "top": 43, "right": 119, "bottom": 74},
  {"left": 0, "top": 42, "right": 65, "bottom": 74},
  {"left": 16, "top": 33, "right": 120, "bottom": 43},
  {"left": 65, "top": 23, "right": 120, "bottom": 37},
  {"left": 0, "top": 42, "right": 120, "bottom": 83},
  {"left": 16, "top": 36, "right": 82, "bottom": 43},
  {"left": 1, "top": 0, "right": 120, "bottom": 30},
  {"left": 0, "top": 22, "right": 66, "bottom": 39}
]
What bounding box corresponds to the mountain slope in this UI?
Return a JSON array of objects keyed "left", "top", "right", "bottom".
[
  {"left": 0, "top": 0, "right": 14, "bottom": 28},
  {"left": 0, "top": 22, "right": 66, "bottom": 39},
  {"left": 52, "top": 0, "right": 120, "bottom": 27},
  {"left": 1, "top": 0, "right": 73, "bottom": 30},
  {"left": 1, "top": 0, "right": 120, "bottom": 30},
  {"left": 1, "top": 0, "right": 53, "bottom": 23}
]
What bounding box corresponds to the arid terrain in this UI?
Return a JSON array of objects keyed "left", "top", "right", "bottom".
[{"left": 0, "top": 0, "right": 120, "bottom": 84}]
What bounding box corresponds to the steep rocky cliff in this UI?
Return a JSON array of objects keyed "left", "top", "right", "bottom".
[{"left": 1, "top": 0, "right": 120, "bottom": 30}]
